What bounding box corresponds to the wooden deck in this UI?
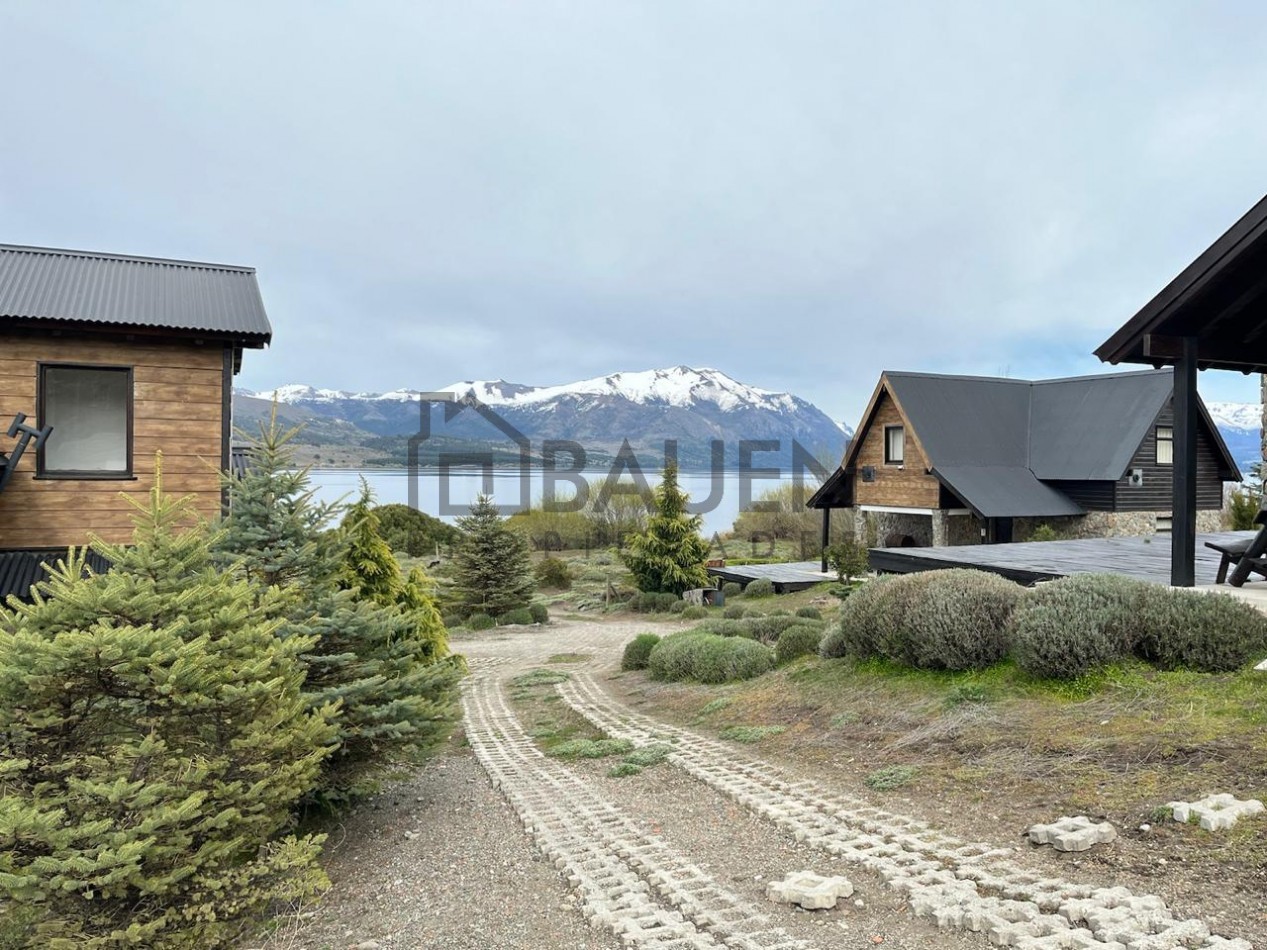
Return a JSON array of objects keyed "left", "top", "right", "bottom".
[
  {"left": 706, "top": 561, "right": 834, "bottom": 593},
  {"left": 868, "top": 531, "right": 1258, "bottom": 586}
]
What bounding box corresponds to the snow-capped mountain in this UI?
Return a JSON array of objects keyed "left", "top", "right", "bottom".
[
  {"left": 238, "top": 366, "right": 852, "bottom": 469},
  {"left": 1205, "top": 401, "right": 1261, "bottom": 475}
]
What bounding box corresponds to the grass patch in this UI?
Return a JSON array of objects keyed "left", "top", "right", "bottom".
[
  {"left": 510, "top": 668, "right": 571, "bottom": 688},
  {"left": 607, "top": 762, "right": 644, "bottom": 777},
  {"left": 547, "top": 653, "right": 590, "bottom": 664},
  {"left": 718, "top": 724, "right": 786, "bottom": 743},
  {"left": 548, "top": 738, "right": 635, "bottom": 759},
  {"left": 697, "top": 697, "right": 733, "bottom": 717},
  {"left": 623, "top": 744, "right": 674, "bottom": 767},
  {"left": 865, "top": 764, "right": 919, "bottom": 790}
]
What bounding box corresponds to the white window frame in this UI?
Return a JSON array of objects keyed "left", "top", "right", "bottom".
[{"left": 1156, "top": 425, "right": 1173, "bottom": 465}]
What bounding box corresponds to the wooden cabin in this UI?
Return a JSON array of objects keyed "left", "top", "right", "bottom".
[
  {"left": 808, "top": 369, "right": 1239, "bottom": 548},
  {"left": 0, "top": 244, "right": 271, "bottom": 578}
]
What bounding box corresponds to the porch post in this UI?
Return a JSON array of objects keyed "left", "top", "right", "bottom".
[
  {"left": 1171, "top": 337, "right": 1198, "bottom": 587},
  {"left": 820, "top": 507, "right": 831, "bottom": 573}
]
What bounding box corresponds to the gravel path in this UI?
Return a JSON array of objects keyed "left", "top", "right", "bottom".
[{"left": 253, "top": 618, "right": 1256, "bottom": 950}]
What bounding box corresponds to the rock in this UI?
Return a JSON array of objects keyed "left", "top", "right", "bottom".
[
  {"left": 1025, "top": 815, "right": 1117, "bottom": 852},
  {"left": 766, "top": 870, "right": 854, "bottom": 910}
]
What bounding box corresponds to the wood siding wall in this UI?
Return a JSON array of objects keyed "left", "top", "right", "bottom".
[
  {"left": 1113, "top": 403, "right": 1225, "bottom": 512},
  {"left": 0, "top": 335, "right": 227, "bottom": 549},
  {"left": 1044, "top": 480, "right": 1116, "bottom": 511},
  {"left": 852, "top": 392, "right": 940, "bottom": 508}
]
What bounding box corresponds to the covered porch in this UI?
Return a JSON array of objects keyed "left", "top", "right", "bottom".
[{"left": 1096, "top": 193, "right": 1267, "bottom": 585}]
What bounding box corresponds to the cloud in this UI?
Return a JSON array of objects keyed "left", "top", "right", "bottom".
[{"left": 2, "top": 0, "right": 1265, "bottom": 423}]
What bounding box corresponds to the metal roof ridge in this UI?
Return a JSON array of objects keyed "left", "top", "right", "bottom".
[{"left": 0, "top": 243, "right": 256, "bottom": 274}]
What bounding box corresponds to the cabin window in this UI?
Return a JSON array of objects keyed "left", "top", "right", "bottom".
[
  {"left": 38, "top": 364, "right": 133, "bottom": 478},
  {"left": 884, "top": 425, "right": 905, "bottom": 464},
  {"left": 1155, "top": 425, "right": 1173, "bottom": 465}
]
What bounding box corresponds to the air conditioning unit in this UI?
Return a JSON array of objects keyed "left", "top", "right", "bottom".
[
  {"left": 1128, "top": 468, "right": 1144, "bottom": 487},
  {"left": 861, "top": 465, "right": 876, "bottom": 482}
]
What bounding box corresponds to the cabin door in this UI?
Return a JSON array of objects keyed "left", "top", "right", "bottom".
[{"left": 986, "top": 517, "right": 1013, "bottom": 544}]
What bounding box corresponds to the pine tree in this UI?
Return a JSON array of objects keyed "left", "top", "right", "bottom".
[
  {"left": 341, "top": 481, "right": 449, "bottom": 660},
  {"left": 0, "top": 474, "right": 335, "bottom": 948},
  {"left": 451, "top": 494, "right": 536, "bottom": 618},
  {"left": 622, "top": 462, "right": 710, "bottom": 594},
  {"left": 216, "top": 412, "right": 463, "bottom": 802}
]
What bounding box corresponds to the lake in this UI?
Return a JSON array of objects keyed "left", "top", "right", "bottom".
[{"left": 306, "top": 468, "right": 821, "bottom": 539}]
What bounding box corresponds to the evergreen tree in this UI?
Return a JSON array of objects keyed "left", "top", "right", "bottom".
[
  {"left": 451, "top": 494, "right": 536, "bottom": 618},
  {"left": 216, "top": 412, "right": 463, "bottom": 801},
  {"left": 622, "top": 463, "right": 710, "bottom": 594},
  {"left": 341, "top": 482, "right": 449, "bottom": 660},
  {"left": 0, "top": 476, "right": 335, "bottom": 949}
]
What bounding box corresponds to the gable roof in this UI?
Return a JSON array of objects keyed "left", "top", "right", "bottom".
[
  {"left": 1095, "top": 193, "right": 1267, "bottom": 373},
  {"left": 837, "top": 368, "right": 1239, "bottom": 518},
  {"left": 0, "top": 244, "right": 272, "bottom": 346}
]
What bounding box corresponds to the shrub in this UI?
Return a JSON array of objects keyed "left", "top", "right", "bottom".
[
  {"left": 621, "top": 633, "right": 662, "bottom": 671},
  {"left": 682, "top": 605, "right": 709, "bottom": 619},
  {"left": 0, "top": 488, "right": 335, "bottom": 947},
  {"left": 775, "top": 624, "right": 824, "bottom": 664},
  {"left": 467, "top": 612, "right": 495, "bottom": 631},
  {"left": 442, "top": 612, "right": 465, "bottom": 629},
  {"left": 670, "top": 599, "right": 690, "bottom": 614},
  {"left": 372, "top": 502, "right": 460, "bottom": 556},
  {"left": 722, "top": 582, "right": 743, "bottom": 598},
  {"left": 549, "top": 738, "right": 634, "bottom": 759},
  {"left": 1011, "top": 604, "right": 1125, "bottom": 680},
  {"left": 529, "top": 602, "right": 550, "bottom": 625},
  {"left": 1227, "top": 485, "right": 1262, "bottom": 530},
  {"left": 865, "top": 764, "right": 918, "bottom": 790},
  {"left": 1007, "top": 574, "right": 1158, "bottom": 678},
  {"left": 899, "top": 570, "right": 1022, "bottom": 670},
  {"left": 633, "top": 591, "right": 680, "bottom": 613},
  {"left": 1027, "top": 523, "right": 1062, "bottom": 542},
  {"left": 648, "top": 631, "right": 774, "bottom": 683},
  {"left": 744, "top": 613, "right": 807, "bottom": 643},
  {"left": 822, "top": 570, "right": 1021, "bottom": 670},
  {"left": 795, "top": 605, "right": 822, "bottom": 620},
  {"left": 745, "top": 577, "right": 775, "bottom": 598},
  {"left": 723, "top": 604, "right": 747, "bottom": 619},
  {"left": 534, "top": 554, "right": 574, "bottom": 589},
  {"left": 821, "top": 577, "right": 894, "bottom": 659},
  {"left": 1135, "top": 589, "right": 1267, "bottom": 672},
  {"left": 694, "top": 618, "right": 751, "bottom": 638},
  {"left": 826, "top": 540, "right": 870, "bottom": 583},
  {"left": 501, "top": 607, "right": 536, "bottom": 625}
]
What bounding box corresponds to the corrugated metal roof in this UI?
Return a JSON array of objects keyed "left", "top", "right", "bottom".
[
  {"left": 1028, "top": 371, "right": 1173, "bottom": 479},
  {"left": 0, "top": 244, "right": 272, "bottom": 344},
  {"left": 885, "top": 373, "right": 1032, "bottom": 467},
  {"left": 0, "top": 549, "right": 111, "bottom": 601},
  {"left": 932, "top": 465, "right": 1084, "bottom": 519}
]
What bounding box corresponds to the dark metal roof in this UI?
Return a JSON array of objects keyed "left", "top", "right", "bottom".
[
  {"left": 1095, "top": 193, "right": 1267, "bottom": 373},
  {"left": 931, "top": 465, "right": 1084, "bottom": 519},
  {"left": 0, "top": 244, "right": 272, "bottom": 346},
  {"left": 884, "top": 373, "right": 1032, "bottom": 467},
  {"left": 0, "top": 549, "right": 111, "bottom": 601},
  {"left": 834, "top": 368, "right": 1239, "bottom": 518},
  {"left": 1027, "top": 371, "right": 1174, "bottom": 480},
  {"left": 806, "top": 465, "right": 852, "bottom": 509}
]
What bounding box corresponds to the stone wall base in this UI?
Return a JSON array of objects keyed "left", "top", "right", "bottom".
[{"left": 853, "top": 507, "right": 1225, "bottom": 548}]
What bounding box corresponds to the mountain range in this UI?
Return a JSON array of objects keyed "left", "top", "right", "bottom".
[
  {"left": 1205, "top": 401, "right": 1262, "bottom": 476},
  {"left": 235, "top": 366, "right": 853, "bottom": 471}
]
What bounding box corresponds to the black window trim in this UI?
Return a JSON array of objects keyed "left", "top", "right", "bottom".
[
  {"left": 35, "top": 361, "right": 135, "bottom": 480},
  {"left": 883, "top": 424, "right": 905, "bottom": 465}
]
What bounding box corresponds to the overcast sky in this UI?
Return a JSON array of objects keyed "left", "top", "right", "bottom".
[{"left": 3, "top": 1, "right": 1265, "bottom": 424}]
